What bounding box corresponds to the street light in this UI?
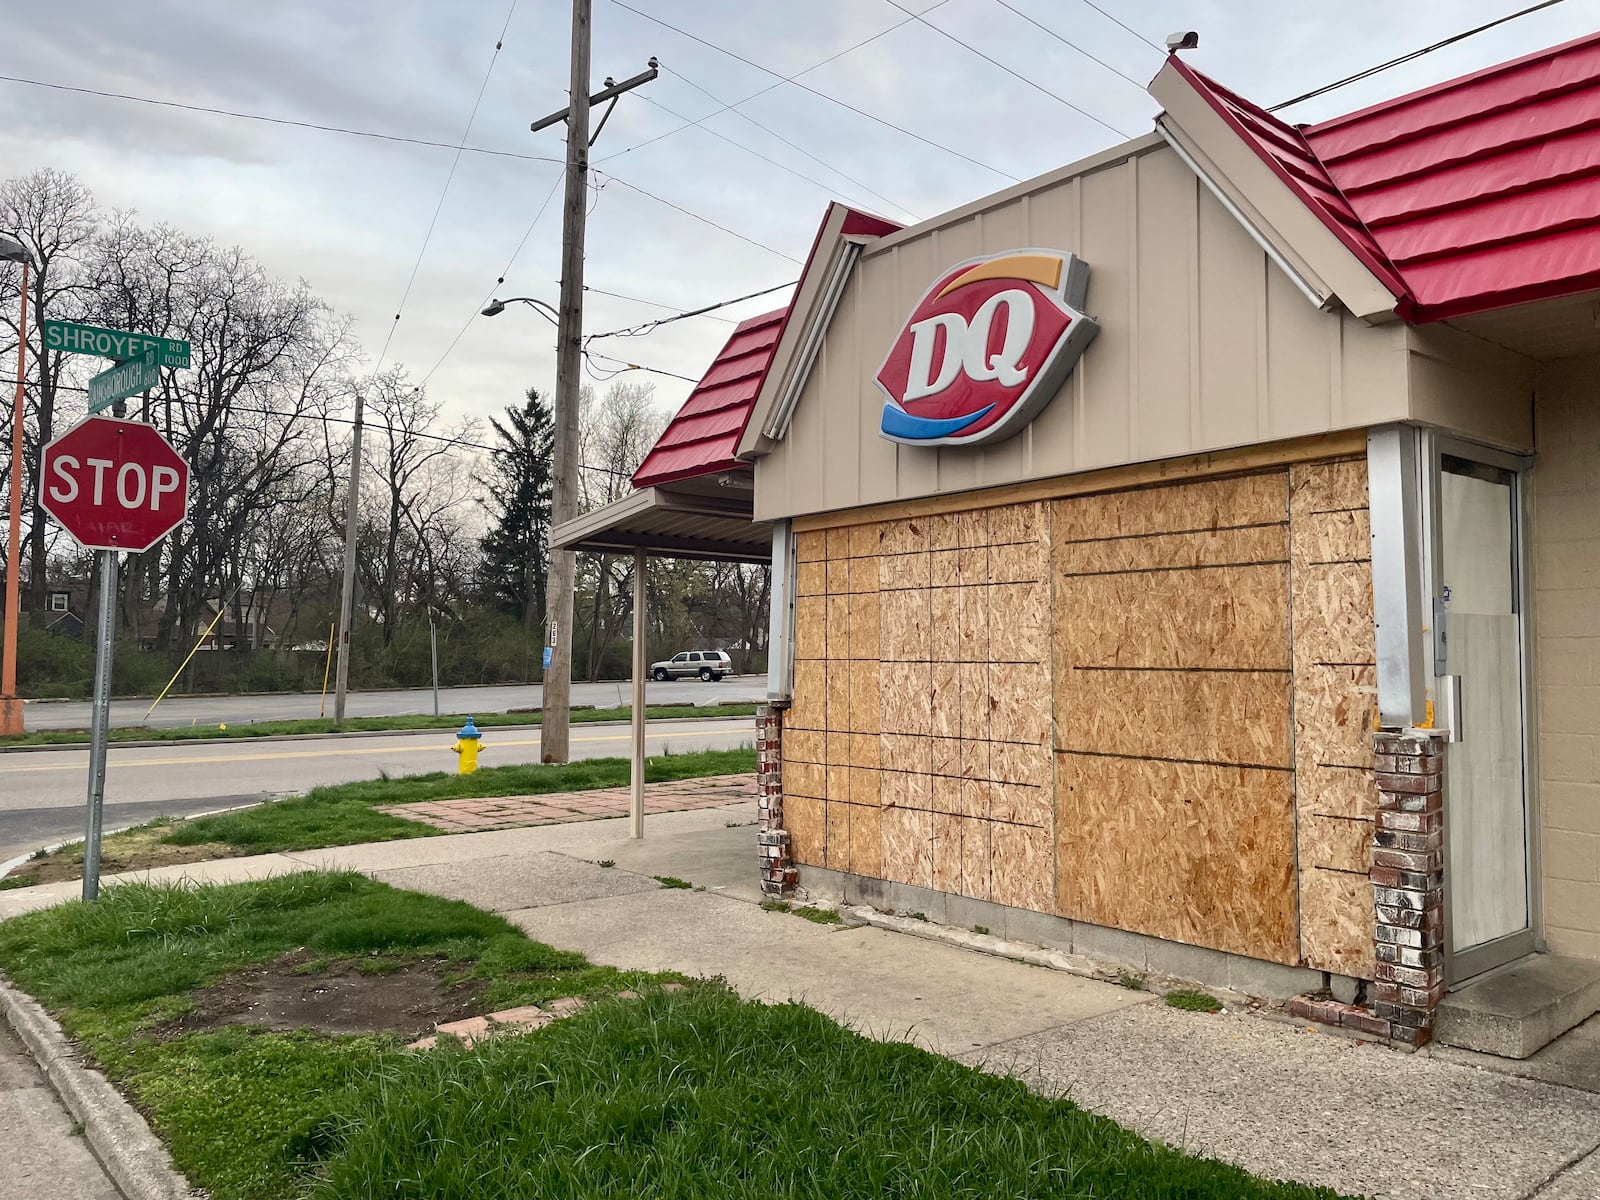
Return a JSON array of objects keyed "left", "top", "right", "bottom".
[
  {"left": 482, "top": 296, "right": 560, "bottom": 325},
  {"left": 481, "top": 291, "right": 575, "bottom": 761},
  {"left": 1, "top": 233, "right": 35, "bottom": 737}
]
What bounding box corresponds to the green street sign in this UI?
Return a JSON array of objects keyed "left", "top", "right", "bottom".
[
  {"left": 43, "top": 320, "right": 191, "bottom": 369},
  {"left": 87, "top": 353, "right": 160, "bottom": 414}
]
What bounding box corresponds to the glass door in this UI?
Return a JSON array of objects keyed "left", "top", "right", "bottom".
[{"left": 1425, "top": 438, "right": 1535, "bottom": 982}]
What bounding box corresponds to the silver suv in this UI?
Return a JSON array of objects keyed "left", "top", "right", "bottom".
[{"left": 650, "top": 650, "right": 732, "bottom": 682}]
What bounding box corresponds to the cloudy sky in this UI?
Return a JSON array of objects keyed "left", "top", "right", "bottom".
[{"left": 3, "top": 0, "right": 1594, "bottom": 433}]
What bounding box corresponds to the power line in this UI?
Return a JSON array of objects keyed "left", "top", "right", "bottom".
[
  {"left": 880, "top": 0, "right": 1133, "bottom": 139},
  {"left": 1269, "top": 0, "right": 1570, "bottom": 111},
  {"left": 0, "top": 72, "right": 561, "bottom": 165},
  {"left": 606, "top": 0, "right": 1019, "bottom": 181},
  {"left": 592, "top": 172, "right": 803, "bottom": 263},
  {"left": 417, "top": 166, "right": 566, "bottom": 387},
  {"left": 1077, "top": 0, "right": 1163, "bottom": 53},
  {"left": 583, "top": 351, "right": 701, "bottom": 384},
  {"left": 587, "top": 278, "right": 795, "bottom": 340},
  {"left": 991, "top": 1, "right": 1150, "bottom": 89},
  {"left": 661, "top": 65, "right": 919, "bottom": 221},
  {"left": 638, "top": 89, "right": 917, "bottom": 222},
  {"left": 376, "top": 0, "right": 519, "bottom": 369},
  {"left": 583, "top": 285, "right": 738, "bottom": 323},
  {"left": 599, "top": 0, "right": 954, "bottom": 169}
]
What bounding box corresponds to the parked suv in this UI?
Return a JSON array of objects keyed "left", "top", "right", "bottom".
[{"left": 650, "top": 650, "right": 732, "bottom": 682}]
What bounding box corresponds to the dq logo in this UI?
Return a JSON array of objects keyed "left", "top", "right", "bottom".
[{"left": 874, "top": 250, "right": 1098, "bottom": 447}]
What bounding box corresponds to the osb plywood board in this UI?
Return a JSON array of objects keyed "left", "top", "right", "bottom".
[
  {"left": 1299, "top": 813, "right": 1372, "bottom": 874},
  {"left": 1290, "top": 508, "right": 1371, "bottom": 566},
  {"left": 1297, "top": 762, "right": 1378, "bottom": 821},
  {"left": 988, "top": 663, "right": 1052, "bottom": 746},
  {"left": 849, "top": 522, "right": 881, "bottom": 559},
  {"left": 992, "top": 823, "right": 1055, "bottom": 914},
  {"left": 797, "top": 559, "right": 826, "bottom": 597},
  {"left": 826, "top": 595, "right": 851, "bottom": 661},
  {"left": 991, "top": 542, "right": 1048, "bottom": 583},
  {"left": 880, "top": 517, "right": 930, "bottom": 556},
  {"left": 989, "top": 501, "right": 1046, "bottom": 545},
  {"left": 933, "top": 812, "right": 963, "bottom": 894},
  {"left": 879, "top": 589, "right": 932, "bottom": 660},
  {"left": 1056, "top": 753, "right": 1298, "bottom": 963},
  {"left": 881, "top": 805, "right": 932, "bottom": 888},
  {"left": 826, "top": 526, "right": 850, "bottom": 561},
  {"left": 1056, "top": 524, "right": 1287, "bottom": 577},
  {"left": 849, "top": 592, "right": 881, "bottom": 662},
  {"left": 1052, "top": 470, "right": 1289, "bottom": 543},
  {"left": 795, "top": 597, "right": 826, "bottom": 660},
  {"left": 879, "top": 661, "right": 933, "bottom": 735},
  {"left": 791, "top": 660, "right": 825, "bottom": 730},
  {"left": 1055, "top": 565, "right": 1291, "bottom": 671},
  {"left": 786, "top": 795, "right": 824, "bottom": 866},
  {"left": 784, "top": 727, "right": 822, "bottom": 766},
  {"left": 1055, "top": 669, "right": 1293, "bottom": 767},
  {"left": 1299, "top": 867, "right": 1376, "bottom": 978},
  {"left": 879, "top": 551, "right": 932, "bottom": 591},
  {"left": 1290, "top": 457, "right": 1367, "bottom": 514},
  {"left": 961, "top": 818, "right": 992, "bottom": 900},
  {"left": 826, "top": 801, "right": 852, "bottom": 873},
  {"left": 782, "top": 759, "right": 823, "bottom": 800},
  {"left": 850, "top": 668, "right": 882, "bottom": 734},
  {"left": 1294, "top": 664, "right": 1377, "bottom": 771},
  {"left": 796, "top": 530, "right": 827, "bottom": 562},
  {"left": 990, "top": 582, "right": 1049, "bottom": 664},
  {"left": 852, "top": 804, "right": 882, "bottom": 878},
  {"left": 1290, "top": 560, "right": 1374, "bottom": 667}
]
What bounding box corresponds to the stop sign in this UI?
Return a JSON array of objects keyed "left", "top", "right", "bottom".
[{"left": 40, "top": 416, "right": 189, "bottom": 552}]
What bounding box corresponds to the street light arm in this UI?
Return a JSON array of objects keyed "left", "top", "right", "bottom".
[{"left": 482, "top": 296, "right": 560, "bottom": 325}]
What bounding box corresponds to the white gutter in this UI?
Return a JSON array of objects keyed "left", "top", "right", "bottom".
[
  {"left": 1156, "top": 117, "right": 1334, "bottom": 311},
  {"left": 764, "top": 242, "right": 862, "bottom": 440}
]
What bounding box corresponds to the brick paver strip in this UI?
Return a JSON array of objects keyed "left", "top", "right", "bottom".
[{"left": 379, "top": 773, "right": 756, "bottom": 833}]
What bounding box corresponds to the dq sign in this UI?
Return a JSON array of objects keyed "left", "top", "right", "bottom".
[{"left": 874, "top": 250, "right": 1098, "bottom": 447}]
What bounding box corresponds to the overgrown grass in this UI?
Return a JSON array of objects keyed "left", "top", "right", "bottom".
[
  {"left": 1165, "top": 988, "right": 1224, "bottom": 1013},
  {"left": 0, "top": 872, "right": 1351, "bottom": 1200},
  {"left": 5, "top": 749, "right": 758, "bottom": 883},
  {"left": 0, "top": 703, "right": 760, "bottom": 749}
]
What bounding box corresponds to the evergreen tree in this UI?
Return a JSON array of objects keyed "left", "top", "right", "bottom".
[{"left": 478, "top": 387, "right": 554, "bottom": 630}]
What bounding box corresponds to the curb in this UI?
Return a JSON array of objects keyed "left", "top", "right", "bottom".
[
  {"left": 0, "top": 710, "right": 758, "bottom": 754},
  {"left": 0, "top": 973, "right": 196, "bottom": 1200}
]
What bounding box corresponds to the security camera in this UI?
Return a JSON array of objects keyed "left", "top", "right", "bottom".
[{"left": 1166, "top": 31, "right": 1200, "bottom": 52}]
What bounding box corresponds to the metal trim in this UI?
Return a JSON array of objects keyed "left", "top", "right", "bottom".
[
  {"left": 1155, "top": 118, "right": 1333, "bottom": 311},
  {"left": 765, "top": 242, "right": 862, "bottom": 440},
  {"left": 1368, "top": 425, "right": 1428, "bottom": 727},
  {"left": 766, "top": 520, "right": 795, "bottom": 702}
]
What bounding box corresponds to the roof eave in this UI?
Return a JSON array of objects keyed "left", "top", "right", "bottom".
[{"left": 1150, "top": 57, "right": 1406, "bottom": 323}]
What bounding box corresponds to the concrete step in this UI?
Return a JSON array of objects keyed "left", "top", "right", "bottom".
[{"left": 1436, "top": 955, "right": 1600, "bottom": 1059}]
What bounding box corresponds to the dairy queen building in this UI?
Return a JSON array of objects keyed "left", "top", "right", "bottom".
[{"left": 554, "top": 33, "right": 1600, "bottom": 1055}]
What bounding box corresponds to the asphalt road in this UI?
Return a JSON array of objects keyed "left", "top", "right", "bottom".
[
  {"left": 0, "top": 717, "right": 756, "bottom": 863},
  {"left": 20, "top": 677, "right": 768, "bottom": 731}
]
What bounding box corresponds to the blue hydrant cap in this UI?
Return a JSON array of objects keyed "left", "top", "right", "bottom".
[{"left": 458, "top": 718, "right": 481, "bottom": 739}]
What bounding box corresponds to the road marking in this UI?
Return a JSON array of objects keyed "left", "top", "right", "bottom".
[{"left": 0, "top": 724, "right": 750, "bottom": 774}]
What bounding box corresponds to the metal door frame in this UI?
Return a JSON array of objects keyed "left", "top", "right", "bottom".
[{"left": 1417, "top": 430, "right": 1540, "bottom": 984}]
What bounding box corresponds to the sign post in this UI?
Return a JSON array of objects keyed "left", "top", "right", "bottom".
[{"left": 39, "top": 416, "right": 189, "bottom": 900}]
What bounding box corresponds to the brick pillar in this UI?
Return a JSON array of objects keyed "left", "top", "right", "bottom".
[
  {"left": 1372, "top": 731, "right": 1447, "bottom": 1046},
  {"left": 756, "top": 705, "right": 795, "bottom": 896}
]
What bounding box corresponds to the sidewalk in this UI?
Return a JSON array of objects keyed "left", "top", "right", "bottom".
[
  {"left": 0, "top": 1023, "right": 121, "bottom": 1199},
  {"left": 3, "top": 800, "right": 1599, "bottom": 1199}
]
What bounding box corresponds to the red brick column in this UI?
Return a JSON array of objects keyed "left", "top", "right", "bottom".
[
  {"left": 1371, "top": 731, "right": 1447, "bottom": 1046},
  {"left": 756, "top": 705, "right": 795, "bottom": 897}
]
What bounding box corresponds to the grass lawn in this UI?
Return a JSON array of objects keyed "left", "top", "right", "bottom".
[
  {"left": 3, "top": 748, "right": 757, "bottom": 886},
  {"left": 0, "top": 702, "right": 760, "bottom": 749},
  {"left": 0, "top": 872, "right": 1353, "bottom": 1200}
]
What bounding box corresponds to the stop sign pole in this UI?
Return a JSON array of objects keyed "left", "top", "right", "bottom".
[{"left": 39, "top": 415, "right": 189, "bottom": 900}]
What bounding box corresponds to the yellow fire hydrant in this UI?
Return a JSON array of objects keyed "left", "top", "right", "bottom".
[{"left": 452, "top": 717, "right": 483, "bottom": 775}]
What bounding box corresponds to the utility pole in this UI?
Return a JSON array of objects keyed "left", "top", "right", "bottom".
[
  {"left": 531, "top": 8, "right": 655, "bottom": 762},
  {"left": 333, "top": 387, "right": 365, "bottom": 723}
]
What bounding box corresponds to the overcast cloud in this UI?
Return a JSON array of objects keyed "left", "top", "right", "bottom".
[{"left": 2, "top": 0, "right": 1594, "bottom": 431}]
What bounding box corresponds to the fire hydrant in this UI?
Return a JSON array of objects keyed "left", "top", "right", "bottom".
[{"left": 452, "top": 717, "right": 483, "bottom": 774}]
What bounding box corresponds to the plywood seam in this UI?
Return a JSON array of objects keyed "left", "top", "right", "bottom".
[
  {"left": 1056, "top": 749, "right": 1295, "bottom": 772},
  {"left": 1055, "top": 519, "right": 1287, "bottom": 546},
  {"left": 1060, "top": 559, "right": 1290, "bottom": 579}
]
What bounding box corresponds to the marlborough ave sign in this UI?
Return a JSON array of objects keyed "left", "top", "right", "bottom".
[{"left": 43, "top": 319, "right": 192, "bottom": 369}]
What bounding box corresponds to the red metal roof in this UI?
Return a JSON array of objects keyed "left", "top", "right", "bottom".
[
  {"left": 1174, "top": 31, "right": 1600, "bottom": 322},
  {"left": 630, "top": 307, "right": 789, "bottom": 489}
]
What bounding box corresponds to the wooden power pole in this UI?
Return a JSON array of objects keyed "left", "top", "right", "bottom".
[{"left": 532, "top": 1, "right": 655, "bottom": 762}]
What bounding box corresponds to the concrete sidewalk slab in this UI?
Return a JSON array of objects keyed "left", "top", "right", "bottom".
[
  {"left": 372, "top": 851, "right": 659, "bottom": 912},
  {"left": 505, "top": 886, "right": 1147, "bottom": 1056},
  {"left": 0, "top": 1024, "right": 121, "bottom": 1200},
  {"left": 966, "top": 1003, "right": 1600, "bottom": 1200},
  {"left": 1534, "top": 1144, "right": 1600, "bottom": 1199}
]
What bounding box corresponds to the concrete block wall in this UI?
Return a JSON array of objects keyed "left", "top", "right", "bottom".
[{"left": 1533, "top": 356, "right": 1600, "bottom": 960}]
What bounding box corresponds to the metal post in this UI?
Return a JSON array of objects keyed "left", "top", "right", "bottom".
[
  {"left": 333, "top": 387, "right": 365, "bottom": 724},
  {"left": 542, "top": 0, "right": 594, "bottom": 765},
  {"left": 429, "top": 615, "right": 440, "bottom": 718},
  {"left": 630, "top": 548, "right": 646, "bottom": 839},
  {"left": 83, "top": 549, "right": 118, "bottom": 902},
  {"left": 1, "top": 258, "right": 29, "bottom": 738}
]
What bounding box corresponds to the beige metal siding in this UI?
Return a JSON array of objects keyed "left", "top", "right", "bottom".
[
  {"left": 1532, "top": 355, "right": 1600, "bottom": 960},
  {"left": 1406, "top": 325, "right": 1536, "bottom": 453},
  {"left": 754, "top": 142, "right": 1411, "bottom": 522}
]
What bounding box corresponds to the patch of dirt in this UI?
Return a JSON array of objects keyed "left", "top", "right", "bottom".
[
  {"left": 163, "top": 950, "right": 487, "bottom": 1040},
  {"left": 2, "top": 828, "right": 239, "bottom": 886}
]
